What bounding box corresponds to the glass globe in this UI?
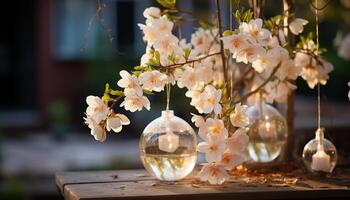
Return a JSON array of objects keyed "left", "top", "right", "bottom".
[
  {"left": 139, "top": 110, "right": 197, "bottom": 181},
  {"left": 302, "top": 129, "right": 337, "bottom": 173},
  {"left": 246, "top": 102, "right": 287, "bottom": 163}
]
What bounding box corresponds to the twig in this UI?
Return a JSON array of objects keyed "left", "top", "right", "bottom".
[
  {"left": 157, "top": 52, "right": 221, "bottom": 69},
  {"left": 110, "top": 95, "right": 123, "bottom": 111},
  {"left": 215, "top": 0, "right": 229, "bottom": 92},
  {"left": 232, "top": 64, "right": 281, "bottom": 104}
]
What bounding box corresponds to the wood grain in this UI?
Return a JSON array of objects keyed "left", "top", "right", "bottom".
[{"left": 56, "top": 169, "right": 350, "bottom": 200}]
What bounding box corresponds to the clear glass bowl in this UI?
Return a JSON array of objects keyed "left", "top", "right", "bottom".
[
  {"left": 246, "top": 103, "right": 287, "bottom": 163},
  {"left": 139, "top": 110, "right": 197, "bottom": 181},
  {"left": 302, "top": 137, "right": 337, "bottom": 173}
]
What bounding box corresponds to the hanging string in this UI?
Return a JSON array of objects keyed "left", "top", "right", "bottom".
[
  {"left": 166, "top": 82, "right": 171, "bottom": 111},
  {"left": 230, "top": 0, "right": 233, "bottom": 31},
  {"left": 314, "top": 0, "right": 321, "bottom": 130}
]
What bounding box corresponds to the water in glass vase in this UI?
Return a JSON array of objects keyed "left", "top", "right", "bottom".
[
  {"left": 246, "top": 117, "right": 287, "bottom": 162},
  {"left": 140, "top": 152, "right": 197, "bottom": 181},
  {"left": 139, "top": 110, "right": 197, "bottom": 181}
]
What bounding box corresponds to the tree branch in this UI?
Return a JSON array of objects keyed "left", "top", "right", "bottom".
[
  {"left": 232, "top": 64, "right": 281, "bottom": 105},
  {"left": 215, "top": 0, "right": 229, "bottom": 93},
  {"left": 157, "top": 52, "right": 221, "bottom": 69}
]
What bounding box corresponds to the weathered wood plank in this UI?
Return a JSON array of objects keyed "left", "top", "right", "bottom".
[
  {"left": 56, "top": 169, "right": 350, "bottom": 200},
  {"left": 56, "top": 169, "right": 155, "bottom": 192}
]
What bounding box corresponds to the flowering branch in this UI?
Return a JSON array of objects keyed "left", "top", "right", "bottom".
[
  {"left": 232, "top": 63, "right": 282, "bottom": 105},
  {"left": 157, "top": 52, "right": 221, "bottom": 69},
  {"left": 215, "top": 0, "right": 228, "bottom": 87}
]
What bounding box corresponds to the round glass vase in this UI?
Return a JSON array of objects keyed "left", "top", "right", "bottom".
[
  {"left": 302, "top": 129, "right": 337, "bottom": 174},
  {"left": 246, "top": 102, "right": 288, "bottom": 163},
  {"left": 139, "top": 110, "right": 197, "bottom": 181}
]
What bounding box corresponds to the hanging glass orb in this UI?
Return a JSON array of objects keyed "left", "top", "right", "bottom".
[
  {"left": 302, "top": 128, "right": 337, "bottom": 173},
  {"left": 139, "top": 110, "right": 197, "bottom": 181},
  {"left": 246, "top": 102, "right": 287, "bottom": 163}
]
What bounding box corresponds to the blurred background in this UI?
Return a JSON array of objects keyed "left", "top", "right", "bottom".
[{"left": 0, "top": 0, "right": 349, "bottom": 199}]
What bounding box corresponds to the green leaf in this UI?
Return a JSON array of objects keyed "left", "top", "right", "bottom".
[
  {"left": 157, "top": 0, "right": 176, "bottom": 8},
  {"left": 143, "top": 89, "right": 154, "bottom": 95},
  {"left": 198, "top": 20, "right": 209, "bottom": 29},
  {"left": 168, "top": 53, "right": 176, "bottom": 63},
  {"left": 102, "top": 93, "right": 110, "bottom": 104},
  {"left": 223, "top": 30, "right": 233, "bottom": 37},
  {"left": 134, "top": 65, "right": 146, "bottom": 70},
  {"left": 155, "top": 51, "right": 161, "bottom": 63},
  {"left": 184, "top": 48, "right": 191, "bottom": 60},
  {"left": 147, "top": 58, "right": 160, "bottom": 67},
  {"left": 109, "top": 89, "right": 123, "bottom": 96},
  {"left": 132, "top": 71, "right": 142, "bottom": 76}
]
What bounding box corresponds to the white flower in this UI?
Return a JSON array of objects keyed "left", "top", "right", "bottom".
[
  {"left": 177, "top": 66, "right": 198, "bottom": 89},
  {"left": 220, "top": 152, "right": 246, "bottom": 170},
  {"left": 252, "top": 51, "right": 278, "bottom": 73},
  {"left": 198, "top": 163, "right": 228, "bottom": 185},
  {"left": 200, "top": 85, "right": 222, "bottom": 114},
  {"left": 300, "top": 60, "right": 333, "bottom": 89},
  {"left": 139, "top": 70, "right": 167, "bottom": 92},
  {"left": 199, "top": 118, "right": 228, "bottom": 140},
  {"left": 239, "top": 18, "right": 271, "bottom": 41},
  {"left": 153, "top": 34, "right": 179, "bottom": 55},
  {"left": 235, "top": 45, "right": 266, "bottom": 64},
  {"left": 186, "top": 89, "right": 203, "bottom": 111},
  {"left": 265, "top": 80, "right": 297, "bottom": 103},
  {"left": 106, "top": 114, "right": 130, "bottom": 133},
  {"left": 138, "top": 16, "right": 173, "bottom": 46},
  {"left": 289, "top": 18, "right": 308, "bottom": 35},
  {"left": 191, "top": 113, "right": 205, "bottom": 128},
  {"left": 120, "top": 95, "right": 150, "bottom": 112},
  {"left": 86, "top": 95, "right": 109, "bottom": 123},
  {"left": 84, "top": 115, "right": 106, "bottom": 142},
  {"left": 143, "top": 7, "right": 161, "bottom": 19},
  {"left": 268, "top": 45, "right": 289, "bottom": 65},
  {"left": 117, "top": 70, "right": 143, "bottom": 96},
  {"left": 221, "top": 33, "right": 249, "bottom": 54},
  {"left": 230, "top": 103, "right": 250, "bottom": 128},
  {"left": 191, "top": 28, "right": 215, "bottom": 54},
  {"left": 226, "top": 128, "right": 249, "bottom": 153},
  {"left": 276, "top": 59, "right": 301, "bottom": 81},
  {"left": 338, "top": 34, "right": 350, "bottom": 60},
  {"left": 197, "top": 135, "right": 226, "bottom": 162},
  {"left": 294, "top": 52, "right": 311, "bottom": 68}
]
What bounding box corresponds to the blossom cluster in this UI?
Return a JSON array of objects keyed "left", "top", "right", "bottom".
[
  {"left": 83, "top": 3, "right": 338, "bottom": 185},
  {"left": 195, "top": 103, "right": 250, "bottom": 184},
  {"left": 221, "top": 18, "right": 302, "bottom": 104}
]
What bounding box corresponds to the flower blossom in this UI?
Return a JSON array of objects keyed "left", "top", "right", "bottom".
[
  {"left": 139, "top": 70, "right": 167, "bottom": 92},
  {"left": 199, "top": 118, "right": 228, "bottom": 140},
  {"left": 230, "top": 103, "right": 250, "bottom": 128},
  {"left": 120, "top": 94, "right": 150, "bottom": 112},
  {"left": 337, "top": 33, "right": 350, "bottom": 60},
  {"left": 197, "top": 135, "right": 226, "bottom": 162},
  {"left": 143, "top": 7, "right": 161, "bottom": 19},
  {"left": 289, "top": 18, "right": 308, "bottom": 35},
  {"left": 117, "top": 70, "right": 143, "bottom": 96},
  {"left": 106, "top": 113, "right": 130, "bottom": 133},
  {"left": 191, "top": 113, "right": 205, "bottom": 128},
  {"left": 265, "top": 80, "right": 297, "bottom": 103},
  {"left": 86, "top": 95, "right": 109, "bottom": 123},
  {"left": 84, "top": 115, "right": 106, "bottom": 142},
  {"left": 197, "top": 163, "right": 228, "bottom": 185},
  {"left": 226, "top": 128, "right": 249, "bottom": 154},
  {"left": 239, "top": 18, "right": 271, "bottom": 42}
]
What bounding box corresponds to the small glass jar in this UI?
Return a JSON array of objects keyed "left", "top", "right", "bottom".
[
  {"left": 246, "top": 102, "right": 287, "bottom": 163},
  {"left": 139, "top": 110, "right": 197, "bottom": 181},
  {"left": 302, "top": 128, "right": 337, "bottom": 173}
]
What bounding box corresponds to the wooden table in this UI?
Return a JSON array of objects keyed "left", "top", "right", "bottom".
[{"left": 56, "top": 169, "right": 350, "bottom": 200}]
